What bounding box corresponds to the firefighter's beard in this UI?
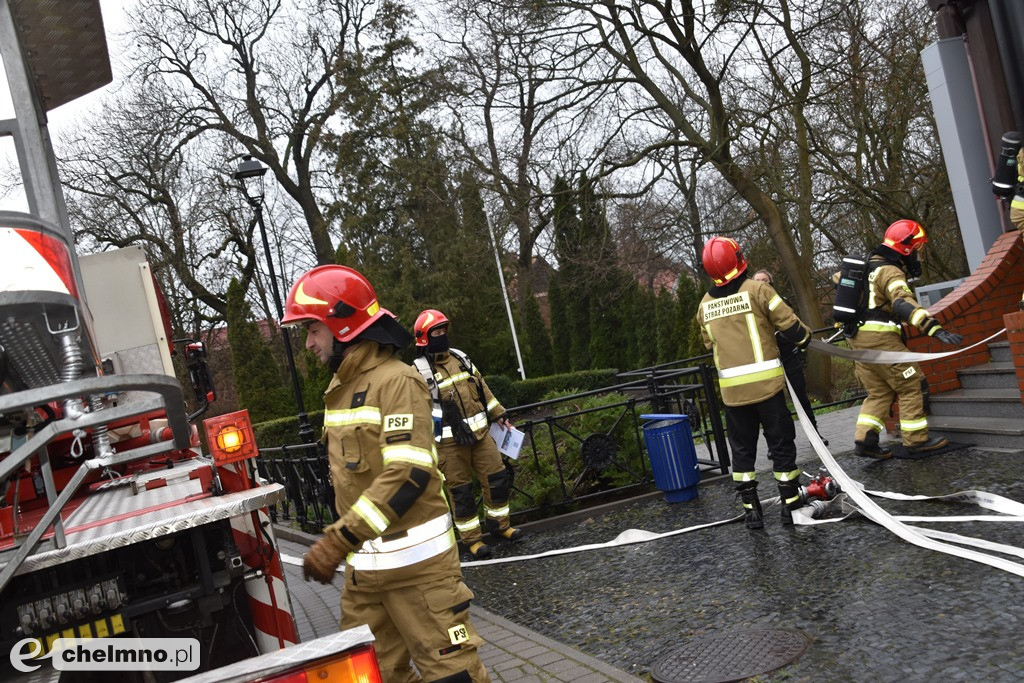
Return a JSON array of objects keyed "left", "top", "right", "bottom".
[{"left": 426, "top": 333, "right": 450, "bottom": 355}]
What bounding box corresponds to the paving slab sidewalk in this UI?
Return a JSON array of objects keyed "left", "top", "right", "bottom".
[{"left": 274, "top": 535, "right": 644, "bottom": 683}]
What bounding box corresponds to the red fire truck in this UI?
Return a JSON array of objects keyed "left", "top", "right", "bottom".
[{"left": 0, "top": 2, "right": 377, "bottom": 680}]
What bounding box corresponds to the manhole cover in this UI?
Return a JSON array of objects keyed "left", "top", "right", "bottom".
[{"left": 650, "top": 629, "right": 811, "bottom": 683}]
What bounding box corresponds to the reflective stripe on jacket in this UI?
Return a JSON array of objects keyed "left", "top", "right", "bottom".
[
  {"left": 856, "top": 258, "right": 940, "bottom": 343},
  {"left": 1013, "top": 149, "right": 1024, "bottom": 211},
  {"left": 347, "top": 514, "right": 456, "bottom": 571}
]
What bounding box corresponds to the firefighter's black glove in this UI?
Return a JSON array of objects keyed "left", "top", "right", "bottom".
[
  {"left": 933, "top": 329, "right": 964, "bottom": 347},
  {"left": 441, "top": 398, "right": 476, "bottom": 446}
]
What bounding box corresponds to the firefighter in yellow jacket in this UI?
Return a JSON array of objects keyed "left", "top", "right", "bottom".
[
  {"left": 413, "top": 310, "right": 522, "bottom": 560},
  {"left": 848, "top": 220, "right": 963, "bottom": 458},
  {"left": 1011, "top": 148, "right": 1024, "bottom": 235},
  {"left": 696, "top": 237, "right": 812, "bottom": 529},
  {"left": 1011, "top": 149, "right": 1024, "bottom": 306},
  {"left": 283, "top": 266, "right": 490, "bottom": 683}
]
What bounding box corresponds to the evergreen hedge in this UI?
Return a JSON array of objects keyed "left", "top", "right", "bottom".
[
  {"left": 252, "top": 368, "right": 620, "bottom": 448},
  {"left": 485, "top": 368, "right": 620, "bottom": 410},
  {"left": 253, "top": 412, "right": 325, "bottom": 449}
]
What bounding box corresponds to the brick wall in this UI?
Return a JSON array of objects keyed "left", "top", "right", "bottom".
[{"left": 903, "top": 230, "right": 1024, "bottom": 394}]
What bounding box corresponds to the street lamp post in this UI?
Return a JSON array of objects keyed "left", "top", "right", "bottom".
[
  {"left": 233, "top": 155, "right": 315, "bottom": 446},
  {"left": 486, "top": 215, "right": 527, "bottom": 380}
]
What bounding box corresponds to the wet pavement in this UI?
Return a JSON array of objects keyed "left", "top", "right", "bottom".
[
  {"left": 462, "top": 407, "right": 1024, "bottom": 681},
  {"left": 276, "top": 534, "right": 644, "bottom": 682}
]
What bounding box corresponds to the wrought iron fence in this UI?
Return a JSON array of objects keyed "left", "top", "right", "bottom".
[
  {"left": 502, "top": 361, "right": 729, "bottom": 522},
  {"left": 254, "top": 359, "right": 731, "bottom": 533},
  {"left": 254, "top": 442, "right": 335, "bottom": 533},
  {"left": 254, "top": 344, "right": 864, "bottom": 533}
]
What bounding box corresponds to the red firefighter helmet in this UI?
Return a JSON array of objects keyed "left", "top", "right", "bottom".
[
  {"left": 883, "top": 219, "right": 928, "bottom": 256},
  {"left": 281, "top": 265, "right": 384, "bottom": 342},
  {"left": 414, "top": 309, "right": 450, "bottom": 347},
  {"left": 701, "top": 236, "right": 748, "bottom": 285}
]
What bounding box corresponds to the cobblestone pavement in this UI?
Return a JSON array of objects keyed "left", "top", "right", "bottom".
[
  {"left": 276, "top": 536, "right": 643, "bottom": 682},
  {"left": 462, "top": 407, "right": 1024, "bottom": 681}
]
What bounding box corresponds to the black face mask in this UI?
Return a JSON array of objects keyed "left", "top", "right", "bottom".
[
  {"left": 903, "top": 252, "right": 923, "bottom": 279},
  {"left": 426, "top": 333, "right": 450, "bottom": 354}
]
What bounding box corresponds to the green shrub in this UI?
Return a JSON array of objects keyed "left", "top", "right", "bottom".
[
  {"left": 831, "top": 356, "right": 861, "bottom": 398},
  {"left": 253, "top": 411, "right": 325, "bottom": 449},
  {"left": 486, "top": 368, "right": 620, "bottom": 410}
]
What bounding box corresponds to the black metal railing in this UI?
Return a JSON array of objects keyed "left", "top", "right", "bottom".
[
  {"left": 500, "top": 362, "right": 730, "bottom": 522},
  {"left": 255, "top": 442, "right": 335, "bottom": 533},
  {"left": 254, "top": 360, "right": 727, "bottom": 532}
]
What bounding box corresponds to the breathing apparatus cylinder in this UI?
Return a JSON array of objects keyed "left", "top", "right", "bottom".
[
  {"left": 832, "top": 255, "right": 868, "bottom": 333},
  {"left": 992, "top": 131, "right": 1022, "bottom": 197}
]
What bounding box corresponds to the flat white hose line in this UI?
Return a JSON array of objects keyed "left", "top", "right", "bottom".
[
  {"left": 786, "top": 375, "right": 1024, "bottom": 578},
  {"left": 279, "top": 478, "right": 1024, "bottom": 572},
  {"left": 276, "top": 513, "right": 746, "bottom": 570},
  {"left": 460, "top": 512, "right": 745, "bottom": 568},
  {"left": 791, "top": 495, "right": 1024, "bottom": 561},
  {"left": 864, "top": 486, "right": 1024, "bottom": 516},
  {"left": 807, "top": 328, "right": 1005, "bottom": 364},
  {"left": 280, "top": 553, "right": 303, "bottom": 567}
]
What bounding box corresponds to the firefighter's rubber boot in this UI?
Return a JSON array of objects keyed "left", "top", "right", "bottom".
[
  {"left": 490, "top": 526, "right": 525, "bottom": 543},
  {"left": 778, "top": 481, "right": 801, "bottom": 526},
  {"left": 464, "top": 541, "right": 492, "bottom": 560},
  {"left": 736, "top": 482, "right": 764, "bottom": 530},
  {"left": 854, "top": 431, "right": 892, "bottom": 459},
  {"left": 907, "top": 435, "right": 949, "bottom": 454}
]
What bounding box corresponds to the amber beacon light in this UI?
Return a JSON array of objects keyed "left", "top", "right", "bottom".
[{"left": 203, "top": 409, "right": 258, "bottom": 465}]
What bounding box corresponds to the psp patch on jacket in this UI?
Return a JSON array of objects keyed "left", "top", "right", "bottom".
[{"left": 384, "top": 414, "right": 414, "bottom": 432}]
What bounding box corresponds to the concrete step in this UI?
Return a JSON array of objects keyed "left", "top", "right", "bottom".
[
  {"left": 927, "top": 415, "right": 1024, "bottom": 451},
  {"left": 988, "top": 341, "right": 1012, "bottom": 364},
  {"left": 929, "top": 387, "right": 1024, "bottom": 419},
  {"left": 957, "top": 362, "right": 1018, "bottom": 390}
]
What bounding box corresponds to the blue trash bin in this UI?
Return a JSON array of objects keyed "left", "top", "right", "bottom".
[{"left": 640, "top": 414, "right": 700, "bottom": 502}]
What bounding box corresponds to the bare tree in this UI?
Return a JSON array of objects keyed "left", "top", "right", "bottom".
[
  {"left": 528, "top": 0, "right": 838, "bottom": 394},
  {"left": 129, "top": 0, "right": 399, "bottom": 266},
  {"left": 430, "top": 0, "right": 628, "bottom": 300},
  {"left": 809, "top": 1, "right": 964, "bottom": 278},
  {"left": 61, "top": 84, "right": 259, "bottom": 330}
]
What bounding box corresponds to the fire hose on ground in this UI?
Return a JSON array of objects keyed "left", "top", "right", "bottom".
[{"left": 279, "top": 328, "right": 1024, "bottom": 577}]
